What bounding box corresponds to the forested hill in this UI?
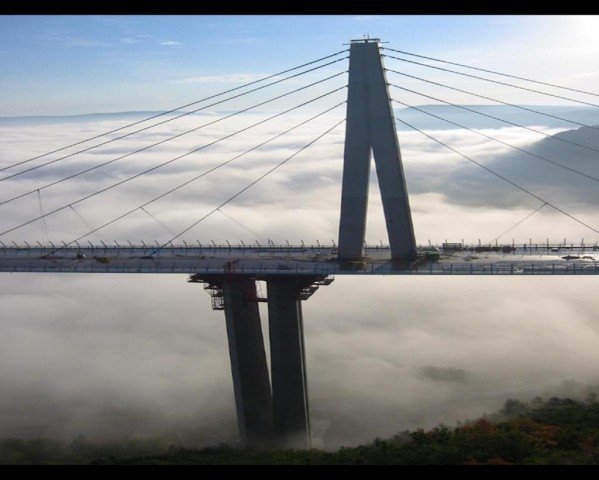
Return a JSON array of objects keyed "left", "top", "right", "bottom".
[
  {"left": 96, "top": 396, "right": 599, "bottom": 465},
  {"left": 3, "top": 394, "right": 594, "bottom": 465}
]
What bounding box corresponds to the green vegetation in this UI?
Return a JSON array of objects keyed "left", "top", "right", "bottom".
[
  {"left": 2, "top": 395, "right": 598, "bottom": 465},
  {"left": 0, "top": 435, "right": 174, "bottom": 465}
]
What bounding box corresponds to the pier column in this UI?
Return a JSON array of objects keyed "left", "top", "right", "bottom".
[
  {"left": 222, "top": 276, "right": 274, "bottom": 448},
  {"left": 267, "top": 277, "right": 311, "bottom": 449}
]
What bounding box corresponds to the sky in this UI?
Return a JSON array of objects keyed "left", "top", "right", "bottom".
[
  {"left": 2, "top": 15, "right": 599, "bottom": 116},
  {"left": 1, "top": 15, "right": 599, "bottom": 452}
]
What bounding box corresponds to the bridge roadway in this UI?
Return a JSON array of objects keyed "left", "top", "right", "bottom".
[{"left": 1, "top": 242, "right": 599, "bottom": 275}]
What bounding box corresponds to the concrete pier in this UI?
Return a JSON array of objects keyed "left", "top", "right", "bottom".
[
  {"left": 267, "top": 277, "right": 311, "bottom": 449},
  {"left": 221, "top": 277, "right": 274, "bottom": 448}
]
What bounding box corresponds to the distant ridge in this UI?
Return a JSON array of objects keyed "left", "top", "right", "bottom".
[
  {"left": 395, "top": 104, "right": 599, "bottom": 131},
  {"left": 0, "top": 105, "right": 599, "bottom": 131},
  {"left": 0, "top": 109, "right": 273, "bottom": 125},
  {"left": 3, "top": 105, "right": 599, "bottom": 130},
  {"left": 0, "top": 111, "right": 175, "bottom": 125}
]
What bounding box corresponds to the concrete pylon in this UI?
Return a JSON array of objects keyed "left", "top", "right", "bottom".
[
  {"left": 338, "top": 39, "right": 417, "bottom": 262},
  {"left": 221, "top": 277, "right": 274, "bottom": 448}
]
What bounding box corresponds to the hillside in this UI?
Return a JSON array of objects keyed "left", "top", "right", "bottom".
[
  {"left": 3, "top": 394, "right": 596, "bottom": 465},
  {"left": 92, "top": 395, "right": 599, "bottom": 465}
]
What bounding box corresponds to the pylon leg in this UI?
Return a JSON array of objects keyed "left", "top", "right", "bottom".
[{"left": 338, "top": 39, "right": 417, "bottom": 262}]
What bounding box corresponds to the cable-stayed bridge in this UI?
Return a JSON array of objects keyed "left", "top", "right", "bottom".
[
  {"left": 2, "top": 42, "right": 599, "bottom": 277},
  {"left": 2, "top": 38, "right": 599, "bottom": 449}
]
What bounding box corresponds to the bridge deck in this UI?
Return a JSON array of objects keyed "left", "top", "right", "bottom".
[{"left": 1, "top": 243, "right": 598, "bottom": 275}]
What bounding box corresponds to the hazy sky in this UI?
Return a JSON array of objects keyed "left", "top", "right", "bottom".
[
  {"left": 1, "top": 14, "right": 599, "bottom": 451},
  {"left": 2, "top": 15, "right": 599, "bottom": 115}
]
